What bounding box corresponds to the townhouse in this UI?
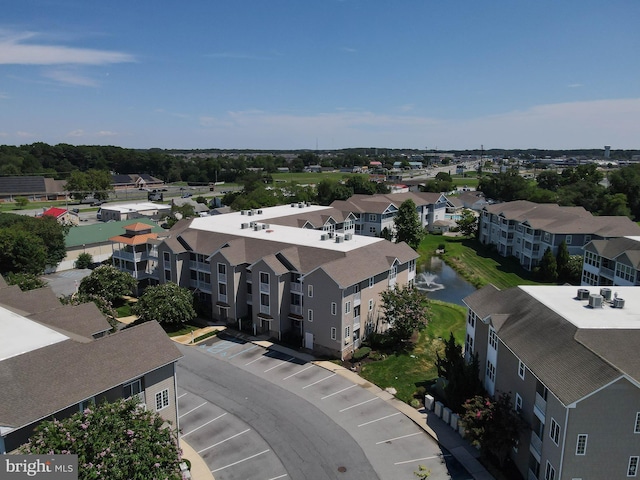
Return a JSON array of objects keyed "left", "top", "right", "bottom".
[
  {"left": 581, "top": 236, "right": 640, "bottom": 287},
  {"left": 464, "top": 284, "right": 640, "bottom": 480},
  {"left": 330, "top": 192, "right": 448, "bottom": 237},
  {"left": 478, "top": 200, "right": 640, "bottom": 271},
  {"left": 0, "top": 277, "right": 182, "bottom": 453},
  {"left": 133, "top": 204, "right": 418, "bottom": 359}
]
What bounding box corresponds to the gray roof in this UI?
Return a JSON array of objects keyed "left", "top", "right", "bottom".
[
  {"left": 27, "top": 303, "right": 111, "bottom": 340},
  {"left": 0, "top": 285, "right": 63, "bottom": 316},
  {"left": 464, "top": 285, "right": 630, "bottom": 406},
  {"left": 0, "top": 321, "right": 181, "bottom": 429},
  {"left": 0, "top": 176, "right": 66, "bottom": 195},
  {"left": 331, "top": 192, "right": 445, "bottom": 215},
  {"left": 481, "top": 200, "right": 640, "bottom": 236},
  {"left": 585, "top": 237, "right": 640, "bottom": 266}
]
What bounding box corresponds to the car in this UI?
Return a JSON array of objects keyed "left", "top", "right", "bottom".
[{"left": 71, "top": 208, "right": 80, "bottom": 214}]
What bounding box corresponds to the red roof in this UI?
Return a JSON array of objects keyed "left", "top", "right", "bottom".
[{"left": 42, "top": 207, "right": 67, "bottom": 218}]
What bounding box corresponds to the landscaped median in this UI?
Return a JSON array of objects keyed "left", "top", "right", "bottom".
[{"left": 170, "top": 325, "right": 225, "bottom": 345}]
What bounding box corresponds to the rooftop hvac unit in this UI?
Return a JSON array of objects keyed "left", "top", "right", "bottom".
[
  {"left": 335, "top": 235, "right": 344, "bottom": 243},
  {"left": 320, "top": 234, "right": 329, "bottom": 241},
  {"left": 613, "top": 297, "right": 625, "bottom": 308},
  {"left": 577, "top": 288, "right": 590, "bottom": 300},
  {"left": 291, "top": 203, "right": 296, "bottom": 207},
  {"left": 588, "top": 293, "right": 603, "bottom": 308},
  {"left": 241, "top": 210, "right": 247, "bottom": 215},
  {"left": 257, "top": 209, "right": 263, "bottom": 214},
  {"left": 345, "top": 233, "right": 353, "bottom": 241},
  {"left": 600, "top": 288, "right": 612, "bottom": 301},
  {"left": 248, "top": 210, "right": 254, "bottom": 216},
  {"left": 298, "top": 203, "right": 304, "bottom": 208},
  {"left": 261, "top": 224, "right": 270, "bottom": 229},
  {"left": 328, "top": 232, "right": 334, "bottom": 238},
  {"left": 241, "top": 223, "right": 249, "bottom": 229},
  {"left": 253, "top": 224, "right": 260, "bottom": 231}
]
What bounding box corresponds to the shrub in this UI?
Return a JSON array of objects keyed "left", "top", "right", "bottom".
[
  {"left": 410, "top": 398, "right": 421, "bottom": 408},
  {"left": 76, "top": 252, "right": 94, "bottom": 269},
  {"left": 352, "top": 346, "right": 371, "bottom": 361}
]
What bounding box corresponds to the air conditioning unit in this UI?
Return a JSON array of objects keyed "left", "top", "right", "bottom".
[
  {"left": 613, "top": 297, "right": 626, "bottom": 309},
  {"left": 335, "top": 235, "right": 344, "bottom": 243},
  {"left": 320, "top": 234, "right": 329, "bottom": 241},
  {"left": 577, "top": 288, "right": 590, "bottom": 300},
  {"left": 600, "top": 288, "right": 612, "bottom": 301},
  {"left": 253, "top": 224, "right": 260, "bottom": 231},
  {"left": 291, "top": 203, "right": 296, "bottom": 207},
  {"left": 345, "top": 233, "right": 352, "bottom": 241},
  {"left": 344, "top": 337, "right": 351, "bottom": 345},
  {"left": 241, "top": 210, "right": 247, "bottom": 215},
  {"left": 248, "top": 210, "right": 254, "bottom": 216},
  {"left": 298, "top": 203, "right": 304, "bottom": 208},
  {"left": 241, "top": 223, "right": 249, "bottom": 229},
  {"left": 262, "top": 224, "right": 270, "bottom": 229},
  {"left": 588, "top": 293, "right": 603, "bottom": 308},
  {"left": 257, "top": 209, "right": 263, "bottom": 214}
]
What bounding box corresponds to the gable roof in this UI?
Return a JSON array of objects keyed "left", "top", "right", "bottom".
[
  {"left": 42, "top": 207, "right": 68, "bottom": 218},
  {"left": 27, "top": 303, "right": 111, "bottom": 340},
  {"left": 0, "top": 176, "right": 65, "bottom": 195},
  {"left": 65, "top": 219, "right": 165, "bottom": 248}
]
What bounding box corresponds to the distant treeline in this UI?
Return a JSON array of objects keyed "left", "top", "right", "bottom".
[{"left": 0, "top": 143, "right": 638, "bottom": 185}]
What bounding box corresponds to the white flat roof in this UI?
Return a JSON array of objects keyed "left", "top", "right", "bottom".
[
  {"left": 101, "top": 202, "right": 171, "bottom": 213},
  {"left": 520, "top": 285, "right": 640, "bottom": 329},
  {"left": 190, "top": 204, "right": 383, "bottom": 252},
  {"left": 0, "top": 306, "right": 68, "bottom": 361}
]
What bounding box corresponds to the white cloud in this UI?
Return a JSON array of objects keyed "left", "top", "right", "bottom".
[
  {"left": 43, "top": 69, "right": 99, "bottom": 87},
  {"left": 67, "top": 129, "right": 85, "bottom": 137},
  {"left": 96, "top": 131, "right": 118, "bottom": 137},
  {"left": 0, "top": 30, "right": 135, "bottom": 65},
  {"left": 205, "top": 52, "right": 270, "bottom": 60},
  {"left": 341, "top": 47, "right": 357, "bottom": 53}
]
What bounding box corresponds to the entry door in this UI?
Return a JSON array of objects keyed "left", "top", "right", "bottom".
[{"left": 305, "top": 332, "right": 313, "bottom": 350}]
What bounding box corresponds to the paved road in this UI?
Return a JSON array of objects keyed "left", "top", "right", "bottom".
[{"left": 177, "top": 335, "right": 471, "bottom": 480}]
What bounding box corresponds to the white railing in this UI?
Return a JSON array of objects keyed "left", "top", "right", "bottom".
[
  {"left": 260, "top": 282, "right": 269, "bottom": 293},
  {"left": 218, "top": 272, "right": 227, "bottom": 282},
  {"left": 290, "top": 304, "right": 302, "bottom": 315},
  {"left": 290, "top": 282, "right": 303, "bottom": 293},
  {"left": 354, "top": 291, "right": 361, "bottom": 305},
  {"left": 534, "top": 392, "right": 546, "bottom": 421},
  {"left": 530, "top": 431, "right": 542, "bottom": 457},
  {"left": 218, "top": 293, "right": 227, "bottom": 303},
  {"left": 260, "top": 304, "right": 270, "bottom": 315}
]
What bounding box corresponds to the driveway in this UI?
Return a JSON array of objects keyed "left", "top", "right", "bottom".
[{"left": 177, "top": 334, "right": 472, "bottom": 479}]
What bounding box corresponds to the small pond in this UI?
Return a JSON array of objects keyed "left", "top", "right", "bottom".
[{"left": 415, "top": 257, "right": 476, "bottom": 306}]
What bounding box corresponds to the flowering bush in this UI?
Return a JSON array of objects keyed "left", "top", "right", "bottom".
[{"left": 20, "top": 398, "right": 182, "bottom": 480}]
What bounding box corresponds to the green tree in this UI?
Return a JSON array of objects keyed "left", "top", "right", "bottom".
[
  {"left": 133, "top": 283, "right": 196, "bottom": 326},
  {"left": 565, "top": 255, "right": 584, "bottom": 285},
  {"left": 20, "top": 398, "right": 182, "bottom": 480},
  {"left": 556, "top": 241, "right": 571, "bottom": 283},
  {"left": 537, "top": 247, "right": 558, "bottom": 282},
  {"left": 0, "top": 229, "right": 48, "bottom": 275},
  {"left": 380, "top": 285, "right": 430, "bottom": 342},
  {"left": 461, "top": 392, "right": 526, "bottom": 467},
  {"left": 4, "top": 272, "right": 47, "bottom": 291},
  {"left": 60, "top": 292, "right": 118, "bottom": 331},
  {"left": 393, "top": 199, "right": 423, "bottom": 250},
  {"left": 455, "top": 209, "right": 478, "bottom": 237},
  {"left": 14, "top": 196, "right": 29, "bottom": 209},
  {"left": 76, "top": 252, "right": 94, "bottom": 269},
  {"left": 78, "top": 265, "right": 136, "bottom": 303},
  {"left": 600, "top": 193, "right": 632, "bottom": 217},
  {"left": 316, "top": 179, "right": 352, "bottom": 205},
  {"left": 435, "top": 333, "right": 483, "bottom": 413},
  {"left": 65, "top": 169, "right": 113, "bottom": 201}
]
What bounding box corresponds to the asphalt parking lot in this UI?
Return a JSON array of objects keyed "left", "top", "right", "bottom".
[{"left": 178, "top": 334, "right": 471, "bottom": 480}]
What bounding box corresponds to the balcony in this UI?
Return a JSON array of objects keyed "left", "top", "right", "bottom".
[
  {"left": 218, "top": 293, "right": 227, "bottom": 304},
  {"left": 189, "top": 260, "right": 210, "bottom": 271},
  {"left": 114, "top": 250, "right": 143, "bottom": 262},
  {"left": 260, "top": 304, "right": 270, "bottom": 315},
  {"left": 600, "top": 266, "right": 614, "bottom": 279},
  {"left": 530, "top": 430, "right": 542, "bottom": 459},
  {"left": 354, "top": 291, "right": 361, "bottom": 306},
  {"left": 260, "top": 282, "right": 270, "bottom": 294},
  {"left": 217, "top": 272, "right": 227, "bottom": 283},
  {"left": 290, "top": 304, "right": 302, "bottom": 316},
  {"left": 189, "top": 280, "right": 212, "bottom": 292},
  {"left": 528, "top": 469, "right": 538, "bottom": 480},
  {"left": 290, "top": 282, "right": 303, "bottom": 293},
  {"left": 533, "top": 392, "right": 546, "bottom": 422}
]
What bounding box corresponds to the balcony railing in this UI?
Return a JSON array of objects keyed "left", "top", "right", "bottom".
[
  {"left": 260, "top": 304, "right": 270, "bottom": 315},
  {"left": 189, "top": 261, "right": 210, "bottom": 271},
  {"left": 600, "top": 266, "right": 614, "bottom": 278},
  {"left": 290, "top": 282, "right": 303, "bottom": 293},
  {"left": 260, "top": 282, "right": 269, "bottom": 293},
  {"left": 218, "top": 272, "right": 227, "bottom": 283},
  {"left": 530, "top": 430, "right": 542, "bottom": 457},
  {"left": 528, "top": 469, "right": 538, "bottom": 480},
  {"left": 189, "top": 280, "right": 212, "bottom": 292},
  {"left": 354, "top": 291, "right": 361, "bottom": 306},
  {"left": 533, "top": 392, "right": 546, "bottom": 421},
  {"left": 290, "top": 304, "right": 302, "bottom": 315},
  {"left": 113, "top": 250, "right": 143, "bottom": 262},
  {"left": 218, "top": 293, "right": 227, "bottom": 304}
]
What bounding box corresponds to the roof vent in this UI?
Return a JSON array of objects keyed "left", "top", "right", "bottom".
[
  {"left": 577, "top": 288, "right": 590, "bottom": 300},
  {"left": 241, "top": 223, "right": 249, "bottom": 229},
  {"left": 600, "top": 288, "right": 612, "bottom": 301},
  {"left": 588, "top": 293, "right": 603, "bottom": 308},
  {"left": 613, "top": 297, "right": 625, "bottom": 309}
]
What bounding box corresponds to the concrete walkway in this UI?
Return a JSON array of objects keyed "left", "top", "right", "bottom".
[{"left": 171, "top": 330, "right": 495, "bottom": 480}]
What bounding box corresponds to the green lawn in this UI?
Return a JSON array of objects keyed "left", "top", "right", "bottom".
[
  {"left": 418, "top": 235, "right": 543, "bottom": 290},
  {"left": 359, "top": 300, "right": 467, "bottom": 403},
  {"left": 271, "top": 172, "right": 361, "bottom": 184}
]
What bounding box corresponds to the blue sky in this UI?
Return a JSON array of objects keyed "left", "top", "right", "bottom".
[{"left": 1, "top": 0, "right": 639, "bottom": 150}]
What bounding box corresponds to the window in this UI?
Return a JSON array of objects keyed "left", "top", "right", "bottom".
[
  {"left": 465, "top": 334, "right": 474, "bottom": 355},
  {"left": 576, "top": 434, "right": 588, "bottom": 455},
  {"left": 565, "top": 235, "right": 572, "bottom": 245},
  {"left": 260, "top": 293, "right": 269, "bottom": 307},
  {"left": 155, "top": 389, "right": 169, "bottom": 411},
  {"left": 617, "top": 263, "right": 636, "bottom": 283},
  {"left": 369, "top": 277, "right": 374, "bottom": 288},
  {"left": 518, "top": 360, "right": 526, "bottom": 380},
  {"left": 331, "top": 302, "right": 337, "bottom": 315},
  {"left": 345, "top": 325, "right": 350, "bottom": 338},
  {"left": 353, "top": 305, "right": 360, "bottom": 318},
  {"left": 368, "top": 214, "right": 376, "bottom": 222},
  {"left": 544, "top": 232, "right": 551, "bottom": 242},
  {"left": 79, "top": 397, "right": 95, "bottom": 412},
  {"left": 389, "top": 265, "right": 397, "bottom": 280},
  {"left": 629, "top": 456, "right": 639, "bottom": 477},
  {"left": 549, "top": 418, "right": 561, "bottom": 446},
  {"left": 515, "top": 393, "right": 522, "bottom": 413},
  {"left": 163, "top": 251, "right": 170, "bottom": 264},
  {"left": 260, "top": 272, "right": 269, "bottom": 285},
  {"left": 467, "top": 312, "right": 475, "bottom": 328},
  {"left": 218, "top": 282, "right": 227, "bottom": 296},
  {"left": 164, "top": 269, "right": 171, "bottom": 281},
  {"left": 123, "top": 379, "right": 142, "bottom": 400},
  {"left": 488, "top": 328, "right": 498, "bottom": 350},
  {"left": 330, "top": 327, "right": 336, "bottom": 340},
  {"left": 308, "top": 284, "right": 314, "bottom": 297},
  {"left": 486, "top": 360, "right": 495, "bottom": 382},
  {"left": 584, "top": 234, "right": 591, "bottom": 245},
  {"left": 409, "top": 259, "right": 416, "bottom": 272},
  {"left": 545, "top": 461, "right": 556, "bottom": 480},
  {"left": 369, "top": 299, "right": 374, "bottom": 311},
  {"left": 354, "top": 284, "right": 360, "bottom": 294},
  {"left": 345, "top": 301, "right": 351, "bottom": 314},
  {"left": 369, "top": 226, "right": 377, "bottom": 234},
  {"left": 308, "top": 309, "right": 313, "bottom": 322},
  {"left": 218, "top": 263, "right": 226, "bottom": 274},
  {"left": 247, "top": 282, "right": 252, "bottom": 294},
  {"left": 635, "top": 412, "right": 640, "bottom": 433}
]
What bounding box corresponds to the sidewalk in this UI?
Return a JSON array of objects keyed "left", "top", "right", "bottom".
[{"left": 181, "top": 439, "right": 214, "bottom": 480}]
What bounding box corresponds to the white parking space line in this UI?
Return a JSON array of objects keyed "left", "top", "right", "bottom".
[
  {"left": 302, "top": 373, "right": 336, "bottom": 389},
  {"left": 266, "top": 475, "right": 288, "bottom": 480},
  {"left": 181, "top": 413, "right": 227, "bottom": 437},
  {"left": 178, "top": 392, "right": 188, "bottom": 399},
  {"left": 357, "top": 412, "right": 401, "bottom": 427},
  {"left": 197, "top": 428, "right": 251, "bottom": 454},
  {"left": 178, "top": 402, "right": 207, "bottom": 419},
  {"left": 264, "top": 356, "right": 295, "bottom": 372},
  {"left": 339, "top": 397, "right": 379, "bottom": 412},
  {"left": 211, "top": 449, "right": 271, "bottom": 473},
  {"left": 375, "top": 432, "right": 422, "bottom": 444},
  {"left": 394, "top": 454, "right": 450, "bottom": 465},
  {"left": 321, "top": 384, "right": 357, "bottom": 400},
  {"left": 282, "top": 365, "right": 313, "bottom": 380},
  {"left": 228, "top": 344, "right": 258, "bottom": 359},
  {"left": 245, "top": 354, "right": 269, "bottom": 366}
]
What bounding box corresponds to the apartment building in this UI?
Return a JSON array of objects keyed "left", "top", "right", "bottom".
[
  {"left": 582, "top": 236, "right": 640, "bottom": 287},
  {"left": 478, "top": 200, "right": 640, "bottom": 271},
  {"left": 464, "top": 284, "right": 640, "bottom": 480},
  {"left": 0, "top": 277, "right": 182, "bottom": 453},
  {"left": 330, "top": 192, "right": 448, "bottom": 237},
  {"left": 140, "top": 204, "right": 418, "bottom": 359}
]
